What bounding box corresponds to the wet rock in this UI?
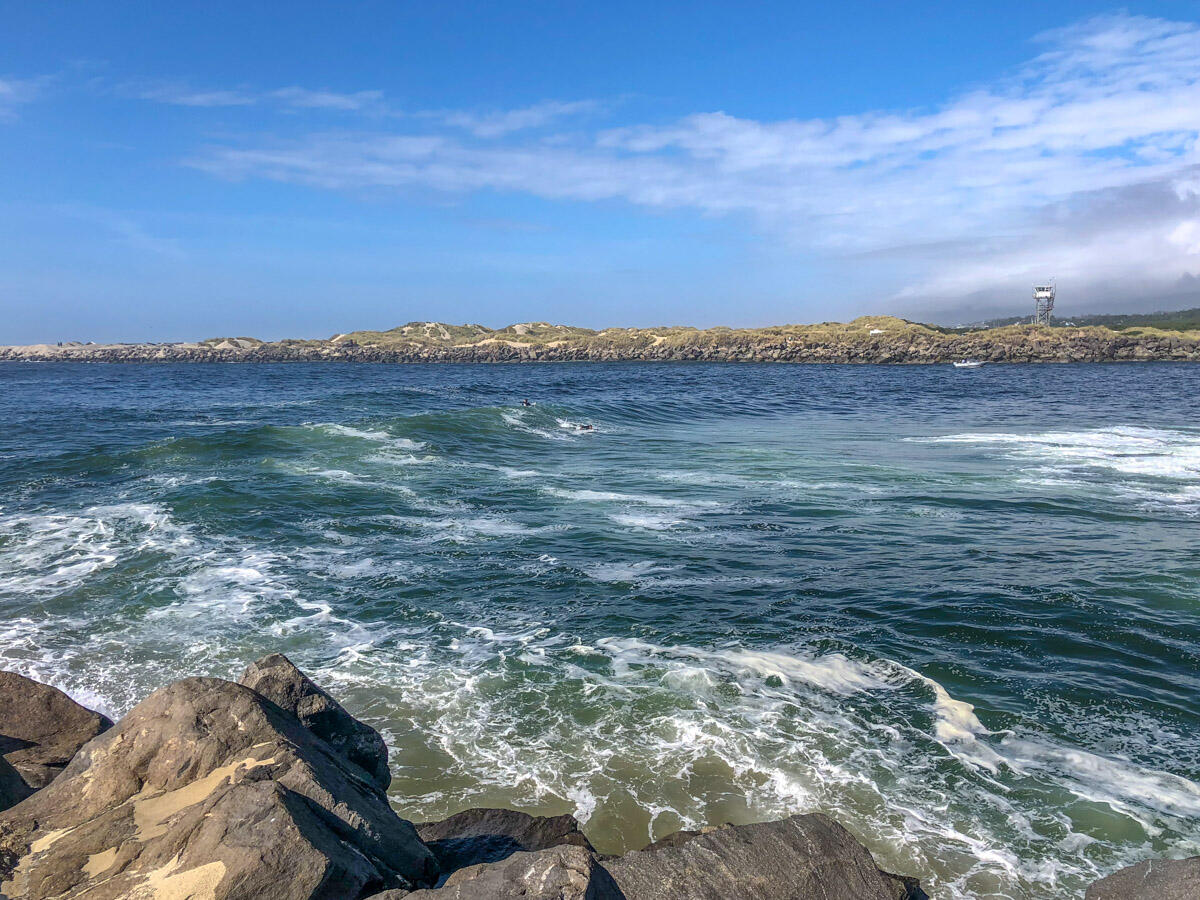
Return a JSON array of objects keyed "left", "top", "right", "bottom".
[
  {"left": 0, "top": 676, "right": 437, "bottom": 899},
  {"left": 605, "top": 813, "right": 926, "bottom": 900},
  {"left": 1085, "top": 856, "right": 1200, "bottom": 900},
  {"left": 0, "top": 671, "right": 112, "bottom": 790},
  {"left": 415, "top": 807, "right": 594, "bottom": 874},
  {"left": 239, "top": 653, "right": 391, "bottom": 791},
  {"left": 403, "top": 845, "right": 624, "bottom": 900}
]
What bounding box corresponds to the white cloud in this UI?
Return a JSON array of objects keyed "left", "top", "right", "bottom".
[
  {"left": 435, "top": 100, "right": 599, "bottom": 137},
  {"left": 1169, "top": 220, "right": 1200, "bottom": 256},
  {"left": 267, "top": 87, "right": 383, "bottom": 111},
  {"left": 132, "top": 82, "right": 382, "bottom": 112},
  {"left": 134, "top": 84, "right": 257, "bottom": 107},
  {"left": 0, "top": 77, "right": 44, "bottom": 119},
  {"left": 188, "top": 13, "right": 1200, "bottom": 311}
]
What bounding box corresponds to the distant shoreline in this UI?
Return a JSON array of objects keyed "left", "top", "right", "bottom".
[{"left": 4, "top": 316, "right": 1199, "bottom": 363}]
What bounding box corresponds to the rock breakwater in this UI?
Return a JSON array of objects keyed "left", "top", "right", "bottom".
[{"left": 4, "top": 317, "right": 1200, "bottom": 364}]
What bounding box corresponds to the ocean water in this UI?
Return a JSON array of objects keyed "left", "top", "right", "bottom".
[{"left": 1, "top": 361, "right": 1198, "bottom": 898}]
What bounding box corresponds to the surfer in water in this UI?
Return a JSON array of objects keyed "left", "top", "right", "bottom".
[{"left": 522, "top": 399, "right": 532, "bottom": 407}]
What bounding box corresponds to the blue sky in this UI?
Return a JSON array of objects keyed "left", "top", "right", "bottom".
[{"left": 3, "top": 2, "right": 1200, "bottom": 342}]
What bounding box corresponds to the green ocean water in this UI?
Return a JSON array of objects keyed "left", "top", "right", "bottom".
[{"left": 1, "top": 361, "right": 1198, "bottom": 898}]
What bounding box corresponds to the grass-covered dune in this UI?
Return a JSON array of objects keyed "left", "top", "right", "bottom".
[{"left": 4, "top": 316, "right": 1200, "bottom": 363}]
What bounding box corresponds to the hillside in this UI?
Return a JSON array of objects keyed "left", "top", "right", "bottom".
[
  {"left": 4, "top": 315, "right": 1200, "bottom": 363},
  {"left": 960, "top": 306, "right": 1200, "bottom": 332}
]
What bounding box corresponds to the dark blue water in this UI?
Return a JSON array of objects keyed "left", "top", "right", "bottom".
[{"left": 1, "top": 362, "right": 1198, "bottom": 898}]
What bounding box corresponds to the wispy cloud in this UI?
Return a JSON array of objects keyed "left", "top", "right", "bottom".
[
  {"left": 187, "top": 14, "right": 1200, "bottom": 310},
  {"left": 57, "top": 205, "right": 185, "bottom": 258},
  {"left": 433, "top": 99, "right": 600, "bottom": 137},
  {"left": 130, "top": 82, "right": 383, "bottom": 112},
  {"left": 267, "top": 86, "right": 383, "bottom": 111},
  {"left": 134, "top": 84, "right": 257, "bottom": 107},
  {"left": 0, "top": 76, "right": 46, "bottom": 119}
]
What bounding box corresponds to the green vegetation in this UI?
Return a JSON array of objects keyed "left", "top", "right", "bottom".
[
  {"left": 955, "top": 306, "right": 1200, "bottom": 333},
  {"left": 338, "top": 316, "right": 945, "bottom": 351}
]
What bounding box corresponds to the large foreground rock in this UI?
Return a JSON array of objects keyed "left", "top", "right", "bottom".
[
  {"left": 1086, "top": 856, "right": 1200, "bottom": 900},
  {"left": 416, "top": 808, "right": 594, "bottom": 874},
  {"left": 403, "top": 845, "right": 624, "bottom": 900},
  {"left": 239, "top": 653, "right": 391, "bottom": 792},
  {"left": 605, "top": 813, "right": 926, "bottom": 900},
  {"left": 0, "top": 671, "right": 112, "bottom": 790},
  {"left": 0, "top": 676, "right": 437, "bottom": 900}
]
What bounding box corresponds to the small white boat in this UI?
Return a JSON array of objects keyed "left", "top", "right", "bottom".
[{"left": 953, "top": 359, "right": 985, "bottom": 368}]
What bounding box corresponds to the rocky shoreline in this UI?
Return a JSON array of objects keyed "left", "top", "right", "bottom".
[
  {"left": 0, "top": 657, "right": 1191, "bottom": 899},
  {"left": 4, "top": 317, "right": 1200, "bottom": 364}
]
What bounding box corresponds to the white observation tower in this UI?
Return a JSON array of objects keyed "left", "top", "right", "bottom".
[{"left": 1033, "top": 281, "right": 1055, "bottom": 326}]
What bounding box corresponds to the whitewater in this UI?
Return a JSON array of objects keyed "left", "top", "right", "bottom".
[{"left": 1, "top": 361, "right": 1198, "bottom": 899}]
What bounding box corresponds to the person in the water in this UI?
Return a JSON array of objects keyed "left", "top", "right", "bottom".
[{"left": 522, "top": 399, "right": 531, "bottom": 407}]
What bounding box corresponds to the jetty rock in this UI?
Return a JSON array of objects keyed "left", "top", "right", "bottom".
[
  {"left": 0, "top": 671, "right": 112, "bottom": 797},
  {"left": 400, "top": 845, "right": 623, "bottom": 900},
  {"left": 239, "top": 653, "right": 391, "bottom": 792},
  {"left": 415, "top": 807, "right": 594, "bottom": 874},
  {"left": 604, "top": 814, "right": 927, "bottom": 900},
  {"left": 0, "top": 674, "right": 436, "bottom": 899},
  {"left": 1086, "top": 855, "right": 1200, "bottom": 899}
]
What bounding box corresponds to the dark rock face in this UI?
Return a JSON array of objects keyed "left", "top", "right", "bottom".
[
  {"left": 239, "top": 653, "right": 391, "bottom": 791},
  {"left": 605, "top": 813, "right": 926, "bottom": 900},
  {"left": 0, "top": 671, "right": 112, "bottom": 790},
  {"left": 416, "top": 807, "right": 594, "bottom": 874},
  {"left": 1086, "top": 856, "right": 1200, "bottom": 900},
  {"left": 0, "top": 677, "right": 436, "bottom": 900},
  {"left": 0, "top": 757, "right": 31, "bottom": 813},
  {"left": 403, "top": 845, "right": 625, "bottom": 900}
]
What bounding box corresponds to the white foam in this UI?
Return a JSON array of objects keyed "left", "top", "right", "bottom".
[
  {"left": 556, "top": 418, "right": 602, "bottom": 434},
  {"left": 608, "top": 512, "right": 688, "bottom": 530},
  {"left": 583, "top": 561, "right": 679, "bottom": 582},
  {"left": 286, "top": 466, "right": 418, "bottom": 494},
  {"left": 998, "top": 737, "right": 1200, "bottom": 820},
  {"left": 501, "top": 410, "right": 574, "bottom": 441},
  {"left": 544, "top": 487, "right": 722, "bottom": 509},
  {"left": 171, "top": 550, "right": 297, "bottom": 618},
  {"left": 0, "top": 503, "right": 194, "bottom": 596},
  {"left": 393, "top": 514, "right": 568, "bottom": 543},
  {"left": 910, "top": 425, "right": 1200, "bottom": 508},
  {"left": 912, "top": 426, "right": 1200, "bottom": 479},
  {"left": 307, "top": 422, "right": 427, "bottom": 451}
]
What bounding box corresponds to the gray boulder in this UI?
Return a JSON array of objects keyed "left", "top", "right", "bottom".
[
  {"left": 605, "top": 813, "right": 925, "bottom": 900},
  {"left": 403, "top": 845, "right": 624, "bottom": 899},
  {"left": 416, "top": 807, "right": 594, "bottom": 874},
  {"left": 0, "top": 671, "right": 112, "bottom": 790},
  {"left": 239, "top": 653, "right": 391, "bottom": 791},
  {"left": 1086, "top": 856, "right": 1200, "bottom": 900},
  {"left": 0, "top": 676, "right": 437, "bottom": 899}
]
